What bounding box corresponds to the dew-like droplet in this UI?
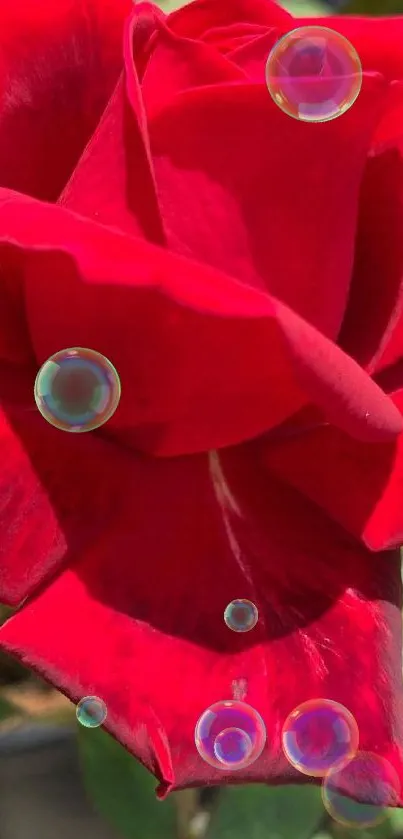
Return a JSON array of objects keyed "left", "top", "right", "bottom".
[
  {"left": 282, "top": 699, "right": 359, "bottom": 776},
  {"left": 195, "top": 700, "right": 266, "bottom": 770},
  {"left": 224, "top": 599, "right": 258, "bottom": 633},
  {"left": 76, "top": 696, "right": 107, "bottom": 728},
  {"left": 322, "top": 751, "right": 400, "bottom": 828},
  {"left": 266, "top": 26, "right": 362, "bottom": 123},
  {"left": 34, "top": 347, "right": 121, "bottom": 432}
]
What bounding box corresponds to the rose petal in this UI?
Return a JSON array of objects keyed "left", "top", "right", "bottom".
[
  {"left": 339, "top": 88, "right": 403, "bottom": 375},
  {"left": 139, "top": 9, "right": 247, "bottom": 114},
  {"left": 0, "top": 366, "right": 125, "bottom": 605},
  {"left": 372, "top": 80, "right": 403, "bottom": 152},
  {"left": 376, "top": 368, "right": 403, "bottom": 399},
  {"left": 202, "top": 22, "right": 268, "bottom": 55},
  {"left": 0, "top": 444, "right": 402, "bottom": 799},
  {"left": 146, "top": 77, "right": 386, "bottom": 337},
  {"left": 0, "top": 0, "right": 131, "bottom": 200},
  {"left": 0, "top": 247, "right": 35, "bottom": 366},
  {"left": 261, "top": 423, "right": 403, "bottom": 551},
  {"left": 226, "top": 29, "right": 281, "bottom": 79},
  {"left": 167, "top": 0, "right": 292, "bottom": 39},
  {"left": 60, "top": 1, "right": 246, "bottom": 234},
  {"left": 59, "top": 74, "right": 167, "bottom": 243},
  {"left": 295, "top": 15, "right": 403, "bottom": 81},
  {"left": 0, "top": 190, "right": 401, "bottom": 456},
  {"left": 59, "top": 8, "right": 170, "bottom": 242}
]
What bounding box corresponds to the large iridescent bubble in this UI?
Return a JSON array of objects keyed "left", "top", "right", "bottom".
[
  {"left": 266, "top": 26, "right": 362, "bottom": 123},
  {"left": 282, "top": 699, "right": 359, "bottom": 776},
  {"left": 195, "top": 700, "right": 266, "bottom": 770}
]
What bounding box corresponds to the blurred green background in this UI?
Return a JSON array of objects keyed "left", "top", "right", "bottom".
[
  {"left": 158, "top": 0, "right": 403, "bottom": 15},
  {"left": 1, "top": 0, "right": 403, "bottom": 837}
]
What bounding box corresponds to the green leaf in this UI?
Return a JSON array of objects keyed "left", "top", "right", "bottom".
[
  {"left": 157, "top": 0, "right": 188, "bottom": 10},
  {"left": 78, "top": 726, "right": 177, "bottom": 839},
  {"left": 387, "top": 807, "right": 403, "bottom": 832},
  {"left": 321, "top": 810, "right": 395, "bottom": 839},
  {"left": 329, "top": 824, "right": 394, "bottom": 839},
  {"left": 206, "top": 783, "right": 326, "bottom": 839},
  {"left": 340, "top": 0, "right": 403, "bottom": 13},
  {"left": 279, "top": 0, "right": 330, "bottom": 13},
  {"left": 0, "top": 694, "right": 18, "bottom": 720}
]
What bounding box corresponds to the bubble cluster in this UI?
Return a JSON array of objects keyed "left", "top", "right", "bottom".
[
  {"left": 34, "top": 347, "right": 121, "bottom": 432},
  {"left": 322, "top": 752, "right": 400, "bottom": 828},
  {"left": 76, "top": 696, "right": 107, "bottom": 728},
  {"left": 195, "top": 700, "right": 266, "bottom": 770},
  {"left": 224, "top": 599, "right": 258, "bottom": 633},
  {"left": 266, "top": 26, "right": 362, "bottom": 123},
  {"left": 282, "top": 699, "right": 359, "bottom": 776}
]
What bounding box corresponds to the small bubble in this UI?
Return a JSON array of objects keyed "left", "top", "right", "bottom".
[
  {"left": 224, "top": 600, "right": 258, "bottom": 633},
  {"left": 266, "top": 26, "right": 362, "bottom": 123},
  {"left": 282, "top": 699, "right": 359, "bottom": 777},
  {"left": 195, "top": 700, "right": 266, "bottom": 770},
  {"left": 322, "top": 751, "right": 400, "bottom": 828},
  {"left": 213, "top": 727, "right": 253, "bottom": 767},
  {"left": 34, "top": 347, "right": 121, "bottom": 432},
  {"left": 76, "top": 696, "right": 107, "bottom": 728}
]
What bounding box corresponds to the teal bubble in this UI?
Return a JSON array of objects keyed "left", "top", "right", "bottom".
[
  {"left": 76, "top": 696, "right": 107, "bottom": 728},
  {"left": 34, "top": 347, "right": 121, "bottom": 432},
  {"left": 224, "top": 600, "right": 258, "bottom": 633}
]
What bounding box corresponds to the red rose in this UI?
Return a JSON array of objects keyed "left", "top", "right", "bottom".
[{"left": 1, "top": 0, "right": 403, "bottom": 802}]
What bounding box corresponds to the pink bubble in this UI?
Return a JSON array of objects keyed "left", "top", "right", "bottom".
[
  {"left": 195, "top": 700, "right": 266, "bottom": 770},
  {"left": 266, "top": 26, "right": 362, "bottom": 123}
]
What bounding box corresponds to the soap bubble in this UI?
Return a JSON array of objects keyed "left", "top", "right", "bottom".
[
  {"left": 34, "top": 347, "right": 121, "bottom": 432},
  {"left": 322, "top": 751, "right": 400, "bottom": 828},
  {"left": 76, "top": 696, "right": 107, "bottom": 728},
  {"left": 195, "top": 700, "right": 266, "bottom": 770},
  {"left": 266, "top": 26, "right": 362, "bottom": 123},
  {"left": 282, "top": 698, "right": 359, "bottom": 776},
  {"left": 224, "top": 600, "right": 258, "bottom": 633}
]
